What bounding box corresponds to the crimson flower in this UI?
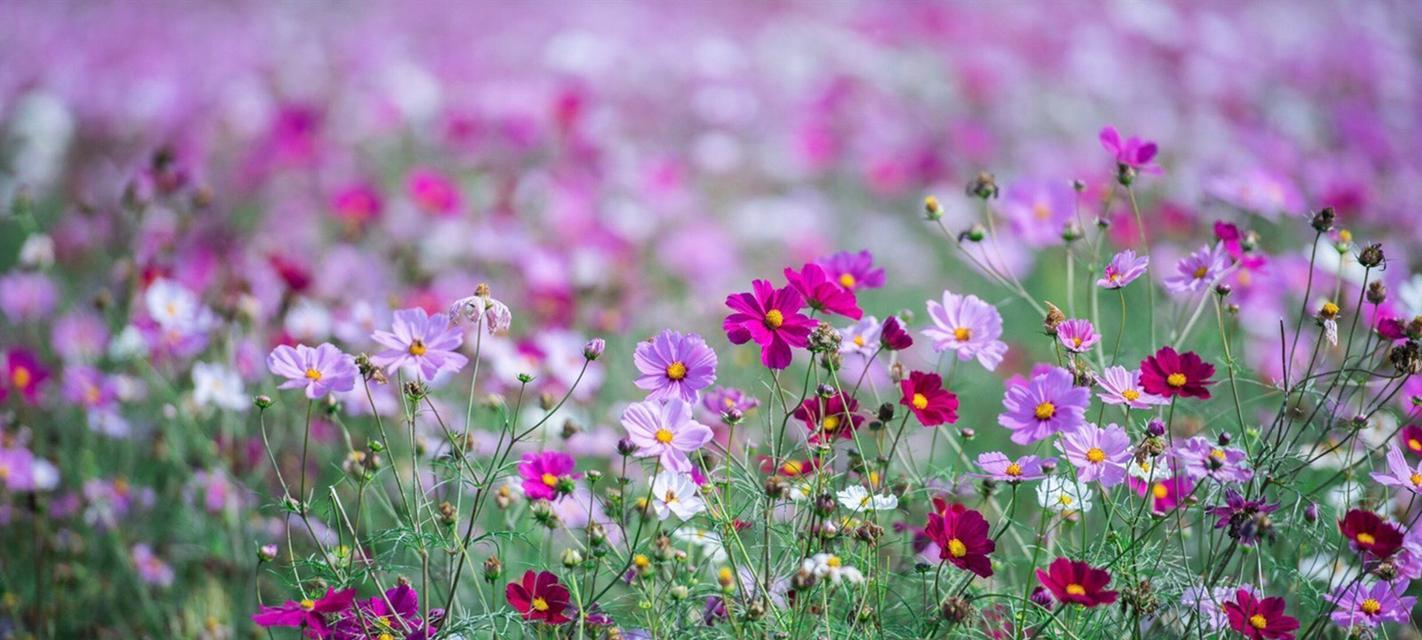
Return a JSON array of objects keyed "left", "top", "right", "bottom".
[
  {"left": 879, "top": 315, "right": 913, "bottom": 351},
  {"left": 1139, "top": 346, "right": 1215, "bottom": 399},
  {"left": 251, "top": 587, "right": 357, "bottom": 637},
  {"left": 1224, "top": 589, "right": 1298, "bottom": 640},
  {"left": 1035, "top": 558, "right": 1117, "bottom": 607},
  {"left": 924, "top": 499, "right": 994, "bottom": 577},
  {"left": 758, "top": 456, "right": 821, "bottom": 477},
  {"left": 794, "top": 395, "right": 864, "bottom": 445},
  {"left": 506, "top": 570, "right": 572, "bottom": 625},
  {"left": 784, "top": 262, "right": 862, "bottom": 320},
  {"left": 1338, "top": 509, "right": 1403, "bottom": 560},
  {"left": 1400, "top": 424, "right": 1422, "bottom": 456},
  {"left": 723, "top": 280, "right": 817, "bottom": 369},
  {"left": 899, "top": 371, "right": 959, "bottom": 427}
]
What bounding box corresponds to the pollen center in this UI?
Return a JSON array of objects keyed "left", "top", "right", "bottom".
[
  {"left": 1152, "top": 483, "right": 1168, "bottom": 499},
  {"left": 822, "top": 415, "right": 841, "bottom": 432},
  {"left": 1034, "top": 402, "right": 1056, "bottom": 420},
  {"left": 912, "top": 393, "right": 929, "bottom": 410},
  {"left": 954, "top": 327, "right": 971, "bottom": 341},
  {"left": 299, "top": 598, "right": 316, "bottom": 611},
  {"left": 654, "top": 428, "right": 674, "bottom": 444},
  {"left": 11, "top": 367, "right": 31, "bottom": 388},
  {"left": 665, "top": 361, "right": 688, "bottom": 380},
  {"left": 853, "top": 335, "right": 865, "bottom": 347},
  {"left": 839, "top": 273, "right": 856, "bottom": 288},
  {"left": 1249, "top": 614, "right": 1268, "bottom": 629},
  {"left": 1065, "top": 583, "right": 1086, "bottom": 596},
  {"left": 1411, "top": 473, "right": 1422, "bottom": 487},
  {"left": 764, "top": 309, "right": 784, "bottom": 328},
  {"left": 531, "top": 597, "right": 549, "bottom": 612},
  {"left": 1166, "top": 372, "right": 1187, "bottom": 388},
  {"left": 1410, "top": 438, "right": 1421, "bottom": 451},
  {"left": 408, "top": 339, "right": 427, "bottom": 356},
  {"left": 1356, "top": 532, "right": 1376, "bottom": 545},
  {"left": 1005, "top": 463, "right": 1022, "bottom": 477},
  {"left": 1122, "top": 389, "right": 1141, "bottom": 401},
  {"left": 1361, "top": 598, "right": 1382, "bottom": 615},
  {"left": 782, "top": 460, "right": 803, "bottom": 475},
  {"left": 1086, "top": 448, "right": 1106, "bottom": 463},
  {"left": 826, "top": 555, "right": 842, "bottom": 568},
  {"left": 304, "top": 367, "right": 323, "bottom": 381},
  {"left": 541, "top": 473, "right": 559, "bottom": 487},
  {"left": 947, "top": 538, "right": 967, "bottom": 558},
  {"left": 1210, "top": 448, "right": 1227, "bottom": 461},
  {"left": 1193, "top": 266, "right": 1208, "bottom": 279}
]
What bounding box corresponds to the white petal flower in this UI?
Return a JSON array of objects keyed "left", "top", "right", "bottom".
[
  {"left": 836, "top": 485, "right": 898, "bottom": 512},
  {"left": 651, "top": 470, "right": 705, "bottom": 521}
]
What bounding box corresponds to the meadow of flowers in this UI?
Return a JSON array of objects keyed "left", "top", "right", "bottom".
[{"left": 4, "top": 2, "right": 1422, "bottom": 639}]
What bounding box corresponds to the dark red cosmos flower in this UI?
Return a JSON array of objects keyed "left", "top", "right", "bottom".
[
  {"left": 1224, "top": 589, "right": 1298, "bottom": 640},
  {"left": 794, "top": 394, "right": 865, "bottom": 445},
  {"left": 1034, "top": 558, "right": 1117, "bottom": 608},
  {"left": 506, "top": 570, "right": 572, "bottom": 625},
  {"left": 252, "top": 587, "right": 357, "bottom": 636},
  {"left": 924, "top": 499, "right": 994, "bottom": 578},
  {"left": 783, "top": 263, "right": 862, "bottom": 320},
  {"left": 1400, "top": 424, "right": 1422, "bottom": 457},
  {"left": 723, "top": 280, "right": 817, "bottom": 370},
  {"left": 879, "top": 315, "right": 914, "bottom": 351},
  {"left": 1338, "top": 509, "right": 1404, "bottom": 560},
  {"left": 1139, "top": 346, "right": 1215, "bottom": 400},
  {"left": 900, "top": 371, "right": 959, "bottom": 427}
]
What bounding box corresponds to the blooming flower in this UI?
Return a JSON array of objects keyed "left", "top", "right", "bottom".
[
  {"left": 1400, "top": 424, "right": 1422, "bottom": 456},
  {"left": 785, "top": 262, "right": 863, "bottom": 320},
  {"left": 650, "top": 470, "right": 705, "bottom": 521},
  {"left": 1206, "top": 489, "right": 1279, "bottom": 547},
  {"left": 723, "top": 279, "right": 816, "bottom": 370},
  {"left": 816, "top": 250, "right": 885, "bottom": 291},
  {"left": 1130, "top": 474, "right": 1194, "bottom": 515},
  {"left": 331, "top": 584, "right": 437, "bottom": 640},
  {"left": 268, "top": 343, "right": 358, "bottom": 399},
  {"left": 252, "top": 587, "right": 357, "bottom": 636},
  {"left": 1338, "top": 509, "right": 1403, "bottom": 560},
  {"left": 924, "top": 291, "right": 1008, "bottom": 371},
  {"left": 1095, "top": 366, "right": 1166, "bottom": 409},
  {"left": 879, "top": 315, "right": 914, "bottom": 351},
  {"left": 506, "top": 570, "right": 571, "bottom": 625},
  {"left": 1182, "top": 585, "right": 1249, "bottom": 632},
  {"left": 973, "top": 452, "right": 1052, "bottom": 483},
  {"left": 702, "top": 387, "right": 758, "bottom": 416},
  {"left": 924, "top": 500, "right": 995, "bottom": 578},
  {"left": 1001, "top": 179, "right": 1075, "bottom": 248},
  {"left": 131, "top": 544, "right": 174, "bottom": 588},
  {"left": 620, "top": 399, "right": 713, "bottom": 473},
  {"left": 1098, "top": 250, "right": 1149, "bottom": 289},
  {"left": 1037, "top": 477, "right": 1093, "bottom": 515},
  {"left": 4, "top": 348, "right": 49, "bottom": 404},
  {"left": 1055, "top": 423, "right": 1132, "bottom": 487},
  {"left": 794, "top": 394, "right": 865, "bottom": 445},
  {"left": 406, "top": 167, "right": 460, "bottom": 215},
  {"left": 1174, "top": 436, "right": 1253, "bottom": 483},
  {"left": 1324, "top": 581, "right": 1415, "bottom": 629},
  {"left": 633, "top": 330, "right": 718, "bottom": 404},
  {"left": 1369, "top": 445, "right": 1422, "bottom": 494},
  {"left": 371, "top": 308, "right": 468, "bottom": 381},
  {"left": 1139, "top": 346, "right": 1215, "bottom": 400},
  {"left": 837, "top": 485, "right": 898, "bottom": 512},
  {"left": 1036, "top": 558, "right": 1118, "bottom": 607},
  {"left": 899, "top": 371, "right": 959, "bottom": 427},
  {"left": 0, "top": 272, "right": 57, "bottom": 322},
  {"left": 1165, "top": 244, "right": 1229, "bottom": 294},
  {"left": 838, "top": 316, "right": 882, "bottom": 357},
  {"left": 802, "top": 553, "right": 864, "bottom": 585},
  {"left": 192, "top": 362, "right": 247, "bottom": 412},
  {"left": 1224, "top": 589, "right": 1298, "bottom": 640},
  {"left": 518, "top": 451, "right": 577, "bottom": 501},
  {"left": 329, "top": 183, "right": 382, "bottom": 227},
  {"left": 145, "top": 278, "right": 216, "bottom": 335},
  {"left": 1099, "top": 126, "right": 1161, "bottom": 175},
  {"left": 998, "top": 367, "right": 1090, "bottom": 445},
  {"left": 1055, "top": 319, "right": 1099, "bottom": 354}
]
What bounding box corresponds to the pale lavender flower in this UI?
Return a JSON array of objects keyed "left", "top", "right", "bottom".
[
  {"left": 1325, "top": 581, "right": 1415, "bottom": 628},
  {"left": 838, "top": 316, "right": 882, "bottom": 357},
  {"left": 0, "top": 271, "right": 57, "bottom": 322},
  {"left": 1181, "top": 585, "right": 1247, "bottom": 632},
  {"left": 51, "top": 310, "right": 110, "bottom": 362},
  {"left": 702, "top": 387, "right": 758, "bottom": 415},
  {"left": 1165, "top": 244, "right": 1229, "bottom": 294},
  {"left": 998, "top": 367, "right": 1090, "bottom": 445},
  {"left": 267, "top": 343, "right": 357, "bottom": 399},
  {"left": 1098, "top": 250, "right": 1149, "bottom": 289},
  {"left": 633, "top": 330, "right": 717, "bottom": 404},
  {"left": 620, "top": 399, "right": 713, "bottom": 473},
  {"left": 1055, "top": 423, "right": 1132, "bottom": 487},
  {"left": 924, "top": 291, "right": 1008, "bottom": 371},
  {"left": 973, "top": 452, "right": 1053, "bottom": 483},
  {"left": 131, "top": 543, "right": 174, "bottom": 587},
  {"left": 371, "top": 308, "right": 468, "bottom": 381},
  {"left": 1055, "top": 319, "right": 1100, "bottom": 354},
  {"left": 1174, "top": 436, "right": 1253, "bottom": 483},
  {"left": 1095, "top": 366, "right": 1167, "bottom": 409},
  {"left": 1369, "top": 445, "right": 1422, "bottom": 495}
]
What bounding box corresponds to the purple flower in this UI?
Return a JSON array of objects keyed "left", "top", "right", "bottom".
[
  {"left": 1369, "top": 445, "right": 1422, "bottom": 495},
  {"left": 1001, "top": 179, "right": 1075, "bottom": 248},
  {"left": 252, "top": 587, "right": 357, "bottom": 636},
  {"left": 1165, "top": 244, "right": 1229, "bottom": 294},
  {"left": 1206, "top": 489, "right": 1279, "bottom": 547},
  {"left": 1099, "top": 126, "right": 1161, "bottom": 174},
  {"left": 973, "top": 452, "right": 1053, "bottom": 483},
  {"left": 998, "top": 367, "right": 1090, "bottom": 445},
  {"left": 1055, "top": 319, "right": 1100, "bottom": 354},
  {"left": 519, "top": 451, "right": 577, "bottom": 501},
  {"left": 816, "top": 250, "right": 885, "bottom": 291},
  {"left": 723, "top": 280, "right": 816, "bottom": 370},
  {"left": 0, "top": 271, "right": 57, "bottom": 322},
  {"left": 131, "top": 544, "right": 174, "bottom": 587},
  {"left": 1098, "top": 250, "right": 1149, "bottom": 289},
  {"left": 1325, "top": 581, "right": 1415, "bottom": 628},
  {"left": 1095, "top": 366, "right": 1167, "bottom": 409},
  {"left": 371, "top": 308, "right": 468, "bottom": 381},
  {"left": 1055, "top": 423, "right": 1132, "bottom": 487},
  {"left": 838, "top": 317, "right": 882, "bottom": 357},
  {"left": 879, "top": 315, "right": 914, "bottom": 351},
  {"left": 331, "top": 584, "right": 440, "bottom": 640},
  {"left": 1174, "top": 436, "right": 1253, "bottom": 483},
  {"left": 784, "top": 262, "right": 862, "bottom": 320},
  {"left": 633, "top": 330, "right": 718, "bottom": 404},
  {"left": 923, "top": 291, "right": 1008, "bottom": 371},
  {"left": 1182, "top": 585, "right": 1249, "bottom": 632},
  {"left": 268, "top": 343, "right": 358, "bottom": 399},
  {"left": 620, "top": 399, "right": 713, "bottom": 473},
  {"left": 702, "top": 387, "right": 758, "bottom": 415}
]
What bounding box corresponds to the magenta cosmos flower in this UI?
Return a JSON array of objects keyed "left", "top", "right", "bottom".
[
  {"left": 506, "top": 570, "right": 572, "bottom": 625},
  {"left": 923, "top": 291, "right": 1008, "bottom": 371},
  {"left": 1325, "top": 581, "right": 1415, "bottom": 629},
  {"left": 899, "top": 371, "right": 959, "bottom": 427},
  {"left": 998, "top": 367, "right": 1090, "bottom": 445},
  {"left": 1098, "top": 250, "right": 1149, "bottom": 289},
  {"left": 268, "top": 343, "right": 357, "bottom": 399},
  {"left": 784, "top": 262, "right": 862, "bottom": 320},
  {"left": 1224, "top": 589, "right": 1298, "bottom": 640},
  {"left": 1036, "top": 558, "right": 1118, "bottom": 608},
  {"left": 1099, "top": 126, "right": 1161, "bottom": 175},
  {"left": 1055, "top": 319, "right": 1099, "bottom": 354},
  {"left": 879, "top": 315, "right": 913, "bottom": 351},
  {"left": 815, "top": 250, "right": 885, "bottom": 291},
  {"left": 795, "top": 394, "right": 865, "bottom": 445},
  {"left": 1140, "top": 347, "right": 1215, "bottom": 400},
  {"left": 723, "top": 280, "right": 816, "bottom": 370},
  {"left": 406, "top": 167, "right": 460, "bottom": 215},
  {"left": 519, "top": 451, "right": 577, "bottom": 501},
  {"left": 973, "top": 452, "right": 1053, "bottom": 483},
  {"left": 1165, "top": 244, "right": 1229, "bottom": 294},
  {"left": 1130, "top": 474, "right": 1194, "bottom": 515},
  {"left": 1055, "top": 423, "right": 1132, "bottom": 487},
  {"left": 634, "top": 330, "right": 718, "bottom": 404},
  {"left": 4, "top": 348, "right": 48, "bottom": 404},
  {"left": 1095, "top": 366, "right": 1167, "bottom": 409},
  {"left": 1369, "top": 445, "right": 1422, "bottom": 495},
  {"left": 371, "top": 308, "right": 468, "bottom": 381},
  {"left": 620, "top": 399, "right": 713, "bottom": 473},
  {"left": 252, "top": 587, "right": 356, "bottom": 636},
  {"left": 1174, "top": 436, "right": 1253, "bottom": 483}
]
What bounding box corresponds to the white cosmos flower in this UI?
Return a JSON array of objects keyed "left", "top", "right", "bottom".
[
  {"left": 1126, "top": 457, "right": 1162, "bottom": 482},
  {"left": 1037, "top": 476, "right": 1093, "bottom": 515},
  {"left": 788, "top": 481, "right": 815, "bottom": 502},
  {"left": 651, "top": 470, "right": 705, "bottom": 521},
  {"left": 836, "top": 485, "right": 897, "bottom": 512},
  {"left": 673, "top": 528, "right": 727, "bottom": 563},
  {"left": 803, "top": 553, "right": 864, "bottom": 585},
  {"left": 191, "top": 362, "right": 247, "bottom": 412}
]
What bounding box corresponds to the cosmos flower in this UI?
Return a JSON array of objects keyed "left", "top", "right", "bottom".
[
  {"left": 1098, "top": 250, "right": 1149, "bottom": 289},
  {"left": 794, "top": 394, "right": 865, "bottom": 445},
  {"left": 899, "top": 371, "right": 959, "bottom": 427},
  {"left": 1324, "top": 581, "right": 1415, "bottom": 629},
  {"left": 1182, "top": 585, "right": 1251, "bottom": 632},
  {"left": 4, "top": 348, "right": 49, "bottom": 404},
  {"left": 879, "top": 315, "right": 914, "bottom": 351},
  {"left": 837, "top": 485, "right": 898, "bottom": 512},
  {"left": 1037, "top": 477, "right": 1093, "bottom": 515},
  {"left": 506, "top": 570, "right": 571, "bottom": 625},
  {"left": 924, "top": 291, "right": 1008, "bottom": 371},
  {"left": 1035, "top": 558, "right": 1118, "bottom": 607},
  {"left": 1055, "top": 423, "right": 1132, "bottom": 487},
  {"left": 267, "top": 343, "right": 358, "bottom": 399},
  {"left": 723, "top": 279, "right": 816, "bottom": 370},
  {"left": 1338, "top": 509, "right": 1403, "bottom": 560},
  {"left": 650, "top": 470, "right": 705, "bottom": 521},
  {"left": 1055, "top": 319, "right": 1100, "bottom": 354},
  {"left": 370, "top": 308, "right": 468, "bottom": 381},
  {"left": 0, "top": 272, "right": 57, "bottom": 322},
  {"left": 1370, "top": 445, "right": 1422, "bottom": 494},
  {"left": 252, "top": 587, "right": 357, "bottom": 636},
  {"left": 998, "top": 367, "right": 1090, "bottom": 445},
  {"left": 130, "top": 544, "right": 174, "bottom": 588},
  {"left": 633, "top": 330, "right": 718, "bottom": 404},
  {"left": 701, "top": 387, "right": 758, "bottom": 415},
  {"left": 1139, "top": 347, "right": 1215, "bottom": 400},
  {"left": 1174, "top": 436, "right": 1253, "bottom": 483},
  {"left": 329, "top": 183, "right": 382, "bottom": 227},
  {"left": 784, "top": 262, "right": 862, "bottom": 320},
  {"left": 331, "top": 584, "right": 438, "bottom": 640},
  {"left": 973, "top": 452, "right": 1053, "bottom": 483},
  {"left": 802, "top": 553, "right": 864, "bottom": 585},
  {"left": 1399, "top": 424, "right": 1422, "bottom": 456},
  {"left": 1224, "top": 589, "right": 1298, "bottom": 640},
  {"left": 145, "top": 278, "right": 216, "bottom": 335},
  {"left": 406, "top": 167, "right": 460, "bottom": 215},
  {"left": 924, "top": 500, "right": 995, "bottom": 578},
  {"left": 1130, "top": 474, "right": 1194, "bottom": 515},
  {"left": 0, "top": 444, "right": 58, "bottom": 492},
  {"left": 518, "top": 451, "right": 577, "bottom": 501},
  {"left": 191, "top": 362, "right": 247, "bottom": 412},
  {"left": 448, "top": 290, "right": 513, "bottom": 336},
  {"left": 816, "top": 250, "right": 885, "bottom": 291},
  {"left": 1164, "top": 244, "right": 1229, "bottom": 294},
  {"left": 1095, "top": 366, "right": 1167, "bottom": 409},
  {"left": 838, "top": 316, "right": 882, "bottom": 357},
  {"left": 620, "top": 399, "right": 713, "bottom": 473},
  {"left": 1207, "top": 489, "right": 1279, "bottom": 547},
  {"left": 1098, "top": 126, "right": 1161, "bottom": 175}
]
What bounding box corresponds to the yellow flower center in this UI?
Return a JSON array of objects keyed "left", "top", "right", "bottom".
[
  {"left": 1361, "top": 598, "right": 1382, "bottom": 615},
  {"left": 1122, "top": 389, "right": 1141, "bottom": 401},
  {"left": 665, "top": 361, "right": 688, "bottom": 380},
  {"left": 10, "top": 366, "right": 31, "bottom": 389},
  {"left": 541, "top": 473, "right": 559, "bottom": 488},
  {"left": 1033, "top": 202, "right": 1052, "bottom": 220},
  {"left": 1065, "top": 583, "right": 1086, "bottom": 596},
  {"left": 1057, "top": 494, "right": 1074, "bottom": 506},
  {"left": 1410, "top": 438, "right": 1421, "bottom": 452},
  {"left": 853, "top": 335, "right": 865, "bottom": 347},
  {"left": 379, "top": 634, "right": 395, "bottom": 640},
  {"left": 299, "top": 598, "right": 316, "bottom": 611},
  {"left": 1086, "top": 448, "right": 1106, "bottom": 464},
  {"left": 1072, "top": 337, "right": 1083, "bottom": 347},
  {"left": 1193, "top": 266, "right": 1208, "bottom": 279},
  {"left": 954, "top": 327, "right": 972, "bottom": 342},
  {"left": 947, "top": 538, "right": 967, "bottom": 558},
  {"left": 912, "top": 393, "right": 929, "bottom": 410},
  {"left": 1249, "top": 614, "right": 1268, "bottom": 630},
  {"left": 654, "top": 428, "right": 674, "bottom": 444},
  {"left": 1166, "top": 372, "right": 1187, "bottom": 388},
  {"left": 1005, "top": 463, "right": 1022, "bottom": 477},
  {"left": 764, "top": 309, "right": 784, "bottom": 328},
  {"left": 782, "top": 460, "right": 804, "bottom": 475},
  {"left": 826, "top": 555, "right": 842, "bottom": 568},
  {"left": 1411, "top": 473, "right": 1422, "bottom": 487},
  {"left": 1357, "top": 532, "right": 1376, "bottom": 545},
  {"left": 1321, "top": 302, "right": 1340, "bottom": 318},
  {"left": 1210, "top": 448, "right": 1227, "bottom": 461},
  {"left": 822, "top": 415, "right": 841, "bottom": 432},
  {"left": 0, "top": 465, "right": 9, "bottom": 481},
  {"left": 408, "top": 339, "right": 427, "bottom": 356},
  {"left": 1152, "top": 483, "right": 1168, "bottom": 499},
  {"left": 839, "top": 273, "right": 856, "bottom": 288},
  {"left": 304, "top": 368, "right": 323, "bottom": 381},
  {"left": 1034, "top": 402, "right": 1056, "bottom": 420},
  {"left": 633, "top": 554, "right": 650, "bottom": 569},
  {"left": 532, "top": 597, "right": 549, "bottom": 612}
]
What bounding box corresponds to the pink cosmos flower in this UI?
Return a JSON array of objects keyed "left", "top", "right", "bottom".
[
  {"left": 1095, "top": 366, "right": 1167, "bottom": 409},
  {"left": 1165, "top": 244, "right": 1230, "bottom": 294},
  {"left": 633, "top": 329, "right": 718, "bottom": 404},
  {"left": 998, "top": 367, "right": 1090, "bottom": 445},
  {"left": 1055, "top": 423, "right": 1132, "bottom": 487},
  {"left": 723, "top": 280, "right": 816, "bottom": 370},
  {"left": 620, "top": 399, "right": 713, "bottom": 473},
  {"left": 1130, "top": 474, "right": 1194, "bottom": 515},
  {"left": 1098, "top": 250, "right": 1149, "bottom": 289},
  {"left": 252, "top": 587, "right": 357, "bottom": 636},
  {"left": 267, "top": 343, "right": 358, "bottom": 399},
  {"left": 1055, "top": 319, "right": 1099, "bottom": 354},
  {"left": 923, "top": 291, "right": 1008, "bottom": 371},
  {"left": 815, "top": 250, "right": 885, "bottom": 290},
  {"left": 329, "top": 183, "right": 382, "bottom": 227},
  {"left": 371, "top": 308, "right": 468, "bottom": 381},
  {"left": 1174, "top": 436, "right": 1253, "bottom": 484},
  {"left": 406, "top": 167, "right": 460, "bottom": 215},
  {"left": 131, "top": 543, "right": 174, "bottom": 587},
  {"left": 973, "top": 452, "right": 1053, "bottom": 483},
  {"left": 838, "top": 317, "right": 882, "bottom": 357},
  {"left": 1324, "top": 581, "right": 1415, "bottom": 629},
  {"left": 784, "top": 262, "right": 862, "bottom": 320},
  {"left": 1099, "top": 126, "right": 1161, "bottom": 175},
  {"left": 701, "top": 387, "right": 758, "bottom": 415},
  {"left": 1002, "top": 179, "right": 1075, "bottom": 248},
  {"left": 0, "top": 272, "right": 58, "bottom": 322},
  {"left": 4, "top": 348, "right": 49, "bottom": 404},
  {"left": 1369, "top": 445, "right": 1422, "bottom": 495},
  {"left": 518, "top": 451, "right": 577, "bottom": 501}
]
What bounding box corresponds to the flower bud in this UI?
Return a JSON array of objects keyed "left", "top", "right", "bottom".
[
  {"left": 1304, "top": 502, "right": 1319, "bottom": 524},
  {"left": 1311, "top": 207, "right": 1335, "bottom": 232},
  {"left": 483, "top": 556, "right": 502, "bottom": 582},
  {"left": 562, "top": 549, "right": 583, "bottom": 568},
  {"left": 257, "top": 544, "right": 278, "bottom": 562},
  {"left": 965, "top": 171, "right": 999, "bottom": 200},
  {"left": 582, "top": 338, "right": 606, "bottom": 361},
  {"left": 254, "top": 395, "right": 273, "bottom": 410},
  {"left": 923, "top": 195, "right": 944, "bottom": 221},
  {"left": 1359, "top": 243, "right": 1385, "bottom": 268},
  {"left": 1146, "top": 419, "right": 1166, "bottom": 437},
  {"left": 1367, "top": 281, "right": 1387, "bottom": 305},
  {"left": 617, "top": 438, "right": 637, "bottom": 456},
  {"left": 669, "top": 585, "right": 689, "bottom": 601}
]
